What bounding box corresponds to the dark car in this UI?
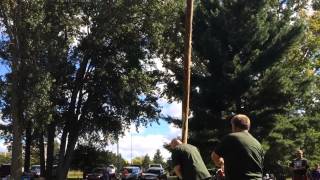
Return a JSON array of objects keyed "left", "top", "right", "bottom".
[
  {"left": 0, "top": 164, "right": 10, "bottom": 178},
  {"left": 121, "top": 166, "right": 141, "bottom": 180},
  {"left": 86, "top": 167, "right": 107, "bottom": 180},
  {"left": 140, "top": 167, "right": 166, "bottom": 180}
]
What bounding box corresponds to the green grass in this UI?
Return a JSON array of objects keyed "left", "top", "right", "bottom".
[
  {"left": 67, "top": 170, "right": 83, "bottom": 179},
  {"left": 167, "top": 176, "right": 179, "bottom": 180}
]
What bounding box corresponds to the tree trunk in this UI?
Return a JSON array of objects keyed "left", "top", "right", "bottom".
[
  {"left": 10, "top": 61, "right": 24, "bottom": 180},
  {"left": 24, "top": 122, "right": 32, "bottom": 172},
  {"left": 57, "top": 58, "right": 88, "bottom": 180},
  {"left": 39, "top": 133, "right": 46, "bottom": 177},
  {"left": 57, "top": 125, "right": 68, "bottom": 178},
  {"left": 11, "top": 108, "right": 23, "bottom": 180},
  {"left": 10, "top": 0, "right": 24, "bottom": 179},
  {"left": 46, "top": 122, "right": 56, "bottom": 180},
  {"left": 57, "top": 129, "right": 79, "bottom": 180}
]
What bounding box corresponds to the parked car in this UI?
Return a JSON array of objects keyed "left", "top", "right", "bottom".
[
  {"left": 108, "top": 164, "right": 117, "bottom": 178},
  {"left": 148, "top": 164, "right": 163, "bottom": 169},
  {"left": 30, "top": 165, "right": 41, "bottom": 177},
  {"left": 86, "top": 167, "right": 107, "bottom": 180},
  {"left": 140, "top": 167, "right": 167, "bottom": 180},
  {"left": 0, "top": 164, "right": 10, "bottom": 178},
  {"left": 121, "top": 166, "right": 141, "bottom": 180}
]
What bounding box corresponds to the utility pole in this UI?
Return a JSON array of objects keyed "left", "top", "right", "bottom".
[
  {"left": 130, "top": 133, "right": 133, "bottom": 164},
  {"left": 117, "top": 136, "right": 120, "bottom": 173},
  {"left": 182, "top": 0, "right": 194, "bottom": 144}
]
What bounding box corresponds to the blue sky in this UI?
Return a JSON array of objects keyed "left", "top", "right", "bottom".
[
  {"left": 0, "top": 64, "right": 182, "bottom": 161},
  {"left": 105, "top": 101, "right": 181, "bottom": 161},
  {"left": 0, "top": 64, "right": 9, "bottom": 152}
]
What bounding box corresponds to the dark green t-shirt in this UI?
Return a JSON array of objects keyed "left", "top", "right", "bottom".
[
  {"left": 172, "top": 144, "right": 211, "bottom": 180},
  {"left": 290, "top": 158, "right": 309, "bottom": 175},
  {"left": 215, "top": 131, "right": 264, "bottom": 180}
]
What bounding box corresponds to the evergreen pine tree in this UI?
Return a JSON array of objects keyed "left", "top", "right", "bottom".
[
  {"left": 162, "top": 0, "right": 307, "bottom": 167},
  {"left": 142, "top": 154, "right": 151, "bottom": 170},
  {"left": 153, "top": 149, "right": 164, "bottom": 165}
]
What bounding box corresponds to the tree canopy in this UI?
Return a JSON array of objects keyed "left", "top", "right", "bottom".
[
  {"left": 0, "top": 0, "right": 182, "bottom": 179},
  {"left": 0, "top": 0, "right": 319, "bottom": 179},
  {"left": 160, "top": 0, "right": 320, "bottom": 177}
]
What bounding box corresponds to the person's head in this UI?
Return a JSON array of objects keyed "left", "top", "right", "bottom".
[
  {"left": 296, "top": 149, "right": 303, "bottom": 159},
  {"left": 170, "top": 138, "right": 182, "bottom": 149},
  {"left": 230, "top": 114, "right": 251, "bottom": 132}
]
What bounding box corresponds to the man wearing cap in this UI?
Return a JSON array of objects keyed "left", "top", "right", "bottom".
[
  {"left": 211, "top": 114, "right": 264, "bottom": 180},
  {"left": 170, "top": 138, "right": 211, "bottom": 180}
]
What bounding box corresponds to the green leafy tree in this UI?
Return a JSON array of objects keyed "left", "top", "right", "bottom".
[
  {"left": 0, "top": 153, "right": 10, "bottom": 164},
  {"left": 152, "top": 149, "right": 164, "bottom": 165},
  {"left": 263, "top": 9, "right": 320, "bottom": 176},
  {"left": 71, "top": 145, "right": 126, "bottom": 172},
  {"left": 161, "top": 0, "right": 310, "bottom": 170},
  {"left": 0, "top": 1, "right": 55, "bottom": 178},
  {"left": 0, "top": 1, "right": 183, "bottom": 179},
  {"left": 132, "top": 156, "right": 143, "bottom": 166},
  {"left": 142, "top": 154, "right": 151, "bottom": 170}
]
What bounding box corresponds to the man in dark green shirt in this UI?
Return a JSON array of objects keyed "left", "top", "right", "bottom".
[
  {"left": 211, "top": 114, "right": 264, "bottom": 180},
  {"left": 170, "top": 138, "right": 211, "bottom": 180}
]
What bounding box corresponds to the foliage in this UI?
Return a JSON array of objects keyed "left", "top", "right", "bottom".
[
  {"left": 0, "top": 0, "right": 184, "bottom": 179},
  {"left": 132, "top": 156, "right": 143, "bottom": 166},
  {"left": 160, "top": 1, "right": 318, "bottom": 178},
  {"left": 71, "top": 145, "right": 126, "bottom": 171},
  {"left": 142, "top": 154, "right": 151, "bottom": 169},
  {"left": 0, "top": 0, "right": 56, "bottom": 178},
  {"left": 0, "top": 153, "right": 10, "bottom": 164},
  {"left": 263, "top": 10, "right": 320, "bottom": 176},
  {"left": 152, "top": 149, "right": 164, "bottom": 166}
]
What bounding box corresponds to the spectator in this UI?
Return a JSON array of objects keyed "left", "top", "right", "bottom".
[
  {"left": 102, "top": 167, "right": 110, "bottom": 180},
  {"left": 215, "top": 163, "right": 225, "bottom": 180},
  {"left": 289, "top": 149, "right": 309, "bottom": 180},
  {"left": 211, "top": 114, "right": 264, "bottom": 180},
  {"left": 170, "top": 138, "right": 211, "bottom": 180},
  {"left": 310, "top": 164, "right": 320, "bottom": 180}
]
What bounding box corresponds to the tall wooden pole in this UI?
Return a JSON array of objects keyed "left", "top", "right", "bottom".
[{"left": 182, "top": 0, "right": 194, "bottom": 144}]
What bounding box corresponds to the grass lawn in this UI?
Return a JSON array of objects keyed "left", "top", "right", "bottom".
[{"left": 67, "top": 170, "right": 83, "bottom": 179}]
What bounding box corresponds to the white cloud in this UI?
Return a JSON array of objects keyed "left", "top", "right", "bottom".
[
  {"left": 103, "top": 97, "right": 183, "bottom": 162},
  {"left": 168, "top": 124, "right": 182, "bottom": 138},
  {"left": 105, "top": 122, "right": 181, "bottom": 162},
  {"left": 158, "top": 98, "right": 182, "bottom": 119}
]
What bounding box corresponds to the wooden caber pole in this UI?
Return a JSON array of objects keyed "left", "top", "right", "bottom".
[{"left": 182, "top": 0, "right": 194, "bottom": 144}]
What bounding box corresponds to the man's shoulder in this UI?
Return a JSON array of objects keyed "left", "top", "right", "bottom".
[
  {"left": 227, "top": 132, "right": 251, "bottom": 140},
  {"left": 229, "top": 132, "right": 262, "bottom": 149},
  {"left": 301, "top": 158, "right": 308, "bottom": 163},
  {"left": 175, "top": 144, "right": 199, "bottom": 154},
  {"left": 219, "top": 133, "right": 241, "bottom": 144},
  {"left": 293, "top": 158, "right": 308, "bottom": 161},
  {"left": 177, "top": 143, "right": 196, "bottom": 150}
]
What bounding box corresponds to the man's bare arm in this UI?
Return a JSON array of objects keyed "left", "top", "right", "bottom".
[{"left": 174, "top": 165, "right": 182, "bottom": 179}]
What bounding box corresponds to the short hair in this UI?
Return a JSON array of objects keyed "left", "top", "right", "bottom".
[
  {"left": 296, "top": 149, "right": 303, "bottom": 155},
  {"left": 231, "top": 114, "right": 251, "bottom": 130},
  {"left": 170, "top": 138, "right": 182, "bottom": 148}
]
